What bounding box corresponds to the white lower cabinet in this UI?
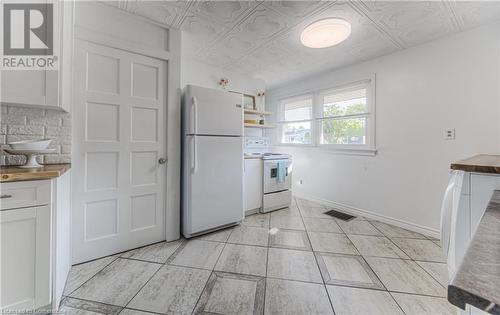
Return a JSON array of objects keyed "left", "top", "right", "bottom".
[
  {"left": 1, "top": 205, "right": 51, "bottom": 311},
  {"left": 244, "top": 159, "right": 263, "bottom": 213},
  {"left": 0, "top": 172, "right": 71, "bottom": 312}
]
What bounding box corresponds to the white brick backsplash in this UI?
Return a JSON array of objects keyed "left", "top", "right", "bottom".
[
  {"left": 8, "top": 125, "right": 44, "bottom": 135},
  {"left": 8, "top": 106, "right": 45, "bottom": 117},
  {"left": 27, "top": 116, "right": 63, "bottom": 126},
  {"left": 61, "top": 145, "right": 71, "bottom": 154},
  {"left": 46, "top": 126, "right": 71, "bottom": 137},
  {"left": 1, "top": 114, "right": 26, "bottom": 125},
  {"left": 1, "top": 105, "right": 71, "bottom": 166}
]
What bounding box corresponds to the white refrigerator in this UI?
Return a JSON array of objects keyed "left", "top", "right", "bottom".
[{"left": 181, "top": 85, "right": 244, "bottom": 238}]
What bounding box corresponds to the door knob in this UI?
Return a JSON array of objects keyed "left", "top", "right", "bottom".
[{"left": 159, "top": 158, "right": 167, "bottom": 164}]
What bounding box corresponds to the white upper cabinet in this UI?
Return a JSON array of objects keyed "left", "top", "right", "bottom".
[{"left": 0, "top": 1, "right": 73, "bottom": 112}]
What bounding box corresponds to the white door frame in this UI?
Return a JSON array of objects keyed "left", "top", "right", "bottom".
[{"left": 71, "top": 25, "right": 181, "bottom": 263}]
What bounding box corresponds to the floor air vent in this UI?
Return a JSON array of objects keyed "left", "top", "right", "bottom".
[{"left": 324, "top": 209, "right": 356, "bottom": 221}]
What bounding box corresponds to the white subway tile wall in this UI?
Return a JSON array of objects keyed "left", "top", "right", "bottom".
[{"left": 0, "top": 105, "right": 71, "bottom": 165}]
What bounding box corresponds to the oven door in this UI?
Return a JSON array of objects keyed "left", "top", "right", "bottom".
[{"left": 263, "top": 159, "right": 292, "bottom": 193}]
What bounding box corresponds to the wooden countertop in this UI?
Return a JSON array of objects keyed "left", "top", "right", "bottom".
[
  {"left": 451, "top": 155, "right": 500, "bottom": 174},
  {"left": 0, "top": 164, "right": 71, "bottom": 183}
]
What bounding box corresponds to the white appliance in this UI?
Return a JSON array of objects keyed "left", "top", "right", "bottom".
[
  {"left": 182, "top": 85, "right": 244, "bottom": 238},
  {"left": 244, "top": 137, "right": 293, "bottom": 213},
  {"left": 262, "top": 154, "right": 293, "bottom": 213}
]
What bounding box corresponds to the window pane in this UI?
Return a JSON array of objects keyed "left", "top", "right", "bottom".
[
  {"left": 283, "top": 98, "right": 312, "bottom": 121},
  {"left": 323, "top": 88, "right": 366, "bottom": 117},
  {"left": 281, "top": 121, "right": 312, "bottom": 144},
  {"left": 320, "top": 117, "right": 366, "bottom": 145}
]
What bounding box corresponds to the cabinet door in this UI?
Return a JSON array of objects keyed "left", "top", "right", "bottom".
[
  {"left": 0, "top": 0, "right": 70, "bottom": 111},
  {"left": 1, "top": 70, "right": 55, "bottom": 106},
  {"left": 0, "top": 206, "right": 51, "bottom": 311},
  {"left": 244, "top": 159, "right": 263, "bottom": 212}
]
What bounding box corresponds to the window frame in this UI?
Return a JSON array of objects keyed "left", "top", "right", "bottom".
[
  {"left": 275, "top": 76, "right": 376, "bottom": 155},
  {"left": 276, "top": 93, "right": 315, "bottom": 147}
]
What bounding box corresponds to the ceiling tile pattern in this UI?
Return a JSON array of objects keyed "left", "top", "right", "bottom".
[{"left": 106, "top": 0, "right": 500, "bottom": 87}]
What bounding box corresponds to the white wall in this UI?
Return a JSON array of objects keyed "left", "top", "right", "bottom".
[
  {"left": 181, "top": 57, "right": 265, "bottom": 95},
  {"left": 266, "top": 23, "right": 500, "bottom": 235}
]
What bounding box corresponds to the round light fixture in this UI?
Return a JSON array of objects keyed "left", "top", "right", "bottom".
[{"left": 300, "top": 18, "right": 351, "bottom": 48}]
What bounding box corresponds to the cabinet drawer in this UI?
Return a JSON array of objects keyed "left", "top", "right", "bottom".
[{"left": 0, "top": 180, "right": 51, "bottom": 210}]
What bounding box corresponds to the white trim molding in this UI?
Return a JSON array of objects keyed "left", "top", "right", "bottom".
[{"left": 293, "top": 192, "right": 440, "bottom": 239}]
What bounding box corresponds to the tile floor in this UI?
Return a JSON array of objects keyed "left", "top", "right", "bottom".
[{"left": 60, "top": 198, "right": 457, "bottom": 315}]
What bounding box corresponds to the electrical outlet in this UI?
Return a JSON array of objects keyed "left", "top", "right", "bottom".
[{"left": 445, "top": 128, "right": 455, "bottom": 140}]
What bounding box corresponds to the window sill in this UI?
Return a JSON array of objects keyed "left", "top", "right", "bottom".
[
  {"left": 274, "top": 143, "right": 378, "bottom": 156},
  {"left": 320, "top": 147, "right": 378, "bottom": 156}
]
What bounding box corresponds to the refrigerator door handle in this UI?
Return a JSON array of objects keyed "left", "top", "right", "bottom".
[
  {"left": 191, "top": 136, "right": 197, "bottom": 173},
  {"left": 192, "top": 96, "right": 198, "bottom": 134}
]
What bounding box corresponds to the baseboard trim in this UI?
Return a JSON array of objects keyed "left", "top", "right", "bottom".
[{"left": 293, "top": 192, "right": 440, "bottom": 239}]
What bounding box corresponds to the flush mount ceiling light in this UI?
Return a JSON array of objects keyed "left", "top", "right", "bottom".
[{"left": 300, "top": 18, "right": 351, "bottom": 48}]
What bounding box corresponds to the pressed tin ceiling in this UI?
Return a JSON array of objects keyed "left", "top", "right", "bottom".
[{"left": 108, "top": 1, "right": 500, "bottom": 87}]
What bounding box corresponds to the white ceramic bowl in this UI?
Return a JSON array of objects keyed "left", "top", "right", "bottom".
[{"left": 8, "top": 139, "right": 52, "bottom": 150}]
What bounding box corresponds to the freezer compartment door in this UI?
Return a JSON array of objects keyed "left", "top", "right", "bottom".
[
  {"left": 183, "top": 135, "right": 243, "bottom": 235},
  {"left": 185, "top": 85, "right": 243, "bottom": 136}
]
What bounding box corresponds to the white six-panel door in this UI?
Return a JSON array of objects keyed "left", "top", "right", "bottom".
[{"left": 72, "top": 40, "right": 167, "bottom": 263}]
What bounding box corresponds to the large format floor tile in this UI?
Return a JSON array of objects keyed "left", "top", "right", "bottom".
[
  {"left": 391, "top": 238, "right": 446, "bottom": 262},
  {"left": 336, "top": 220, "right": 382, "bottom": 236},
  {"left": 327, "top": 286, "right": 404, "bottom": 315},
  {"left": 347, "top": 235, "right": 410, "bottom": 259},
  {"left": 194, "top": 272, "right": 265, "bottom": 315},
  {"left": 60, "top": 297, "right": 122, "bottom": 315},
  {"left": 302, "top": 217, "right": 343, "bottom": 233},
  {"left": 416, "top": 261, "right": 449, "bottom": 287},
  {"left": 227, "top": 225, "right": 269, "bottom": 246},
  {"left": 127, "top": 265, "right": 210, "bottom": 314},
  {"left": 296, "top": 198, "right": 326, "bottom": 210},
  {"left": 215, "top": 243, "right": 267, "bottom": 276},
  {"left": 391, "top": 292, "right": 457, "bottom": 315},
  {"left": 168, "top": 240, "right": 224, "bottom": 270},
  {"left": 196, "top": 228, "right": 234, "bottom": 242},
  {"left": 364, "top": 257, "right": 446, "bottom": 296},
  {"left": 241, "top": 213, "right": 270, "bottom": 228},
  {"left": 370, "top": 221, "right": 427, "bottom": 239},
  {"left": 269, "top": 229, "right": 311, "bottom": 251},
  {"left": 61, "top": 198, "right": 451, "bottom": 315},
  {"left": 70, "top": 258, "right": 161, "bottom": 306},
  {"left": 120, "top": 240, "right": 181, "bottom": 263},
  {"left": 63, "top": 256, "right": 117, "bottom": 295},
  {"left": 270, "top": 212, "right": 305, "bottom": 230},
  {"left": 119, "top": 309, "right": 155, "bottom": 315},
  {"left": 315, "top": 252, "right": 384, "bottom": 290},
  {"left": 267, "top": 248, "right": 323, "bottom": 283},
  {"left": 308, "top": 231, "right": 359, "bottom": 255},
  {"left": 265, "top": 278, "right": 334, "bottom": 315},
  {"left": 299, "top": 207, "right": 332, "bottom": 219}
]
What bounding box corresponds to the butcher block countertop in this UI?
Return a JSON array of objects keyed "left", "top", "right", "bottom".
[
  {"left": 0, "top": 164, "right": 71, "bottom": 183},
  {"left": 451, "top": 155, "right": 500, "bottom": 174}
]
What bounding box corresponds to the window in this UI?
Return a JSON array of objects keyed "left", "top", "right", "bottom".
[
  {"left": 319, "top": 86, "right": 368, "bottom": 146},
  {"left": 277, "top": 95, "right": 313, "bottom": 145},
  {"left": 275, "top": 78, "right": 375, "bottom": 153}
]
